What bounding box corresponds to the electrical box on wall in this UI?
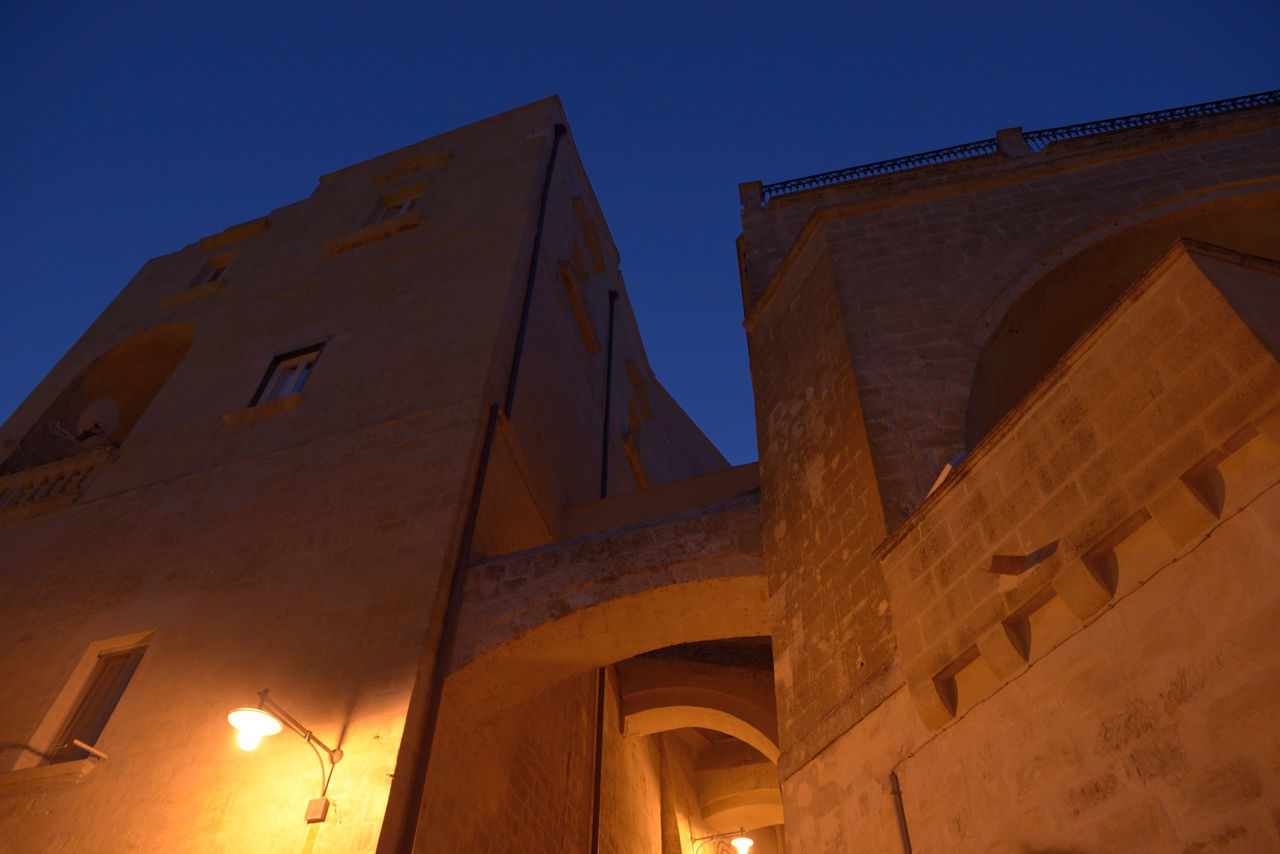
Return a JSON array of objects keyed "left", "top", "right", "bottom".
[{"left": 305, "top": 797, "right": 330, "bottom": 823}]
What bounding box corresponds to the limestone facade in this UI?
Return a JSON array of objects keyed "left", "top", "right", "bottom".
[
  {"left": 739, "top": 95, "right": 1280, "bottom": 851},
  {"left": 1, "top": 92, "right": 1278, "bottom": 853}
]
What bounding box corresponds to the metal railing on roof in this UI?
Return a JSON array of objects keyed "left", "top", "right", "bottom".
[{"left": 761, "top": 89, "right": 1280, "bottom": 201}]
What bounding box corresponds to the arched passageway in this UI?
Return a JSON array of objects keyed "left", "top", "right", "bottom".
[
  {"left": 448, "top": 492, "right": 766, "bottom": 720},
  {"left": 420, "top": 492, "right": 781, "bottom": 853}
]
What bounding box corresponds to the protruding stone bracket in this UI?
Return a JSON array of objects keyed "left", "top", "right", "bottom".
[
  {"left": 996, "top": 127, "right": 1034, "bottom": 157},
  {"left": 1066, "top": 508, "right": 1152, "bottom": 614},
  {"left": 910, "top": 674, "right": 958, "bottom": 731},
  {"left": 987, "top": 539, "right": 1058, "bottom": 575},
  {"left": 1051, "top": 559, "right": 1113, "bottom": 621},
  {"left": 976, "top": 619, "right": 1030, "bottom": 679},
  {"left": 1150, "top": 477, "right": 1220, "bottom": 547},
  {"left": 1256, "top": 401, "right": 1280, "bottom": 449},
  {"left": 988, "top": 554, "right": 1027, "bottom": 575}
]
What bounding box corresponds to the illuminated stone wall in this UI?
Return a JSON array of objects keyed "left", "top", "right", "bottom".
[
  {"left": 739, "top": 104, "right": 1280, "bottom": 851},
  {"left": 0, "top": 97, "right": 728, "bottom": 854}
]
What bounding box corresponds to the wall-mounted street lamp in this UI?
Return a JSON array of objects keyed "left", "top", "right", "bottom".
[
  {"left": 691, "top": 828, "right": 754, "bottom": 854},
  {"left": 228, "top": 688, "right": 343, "bottom": 823}
]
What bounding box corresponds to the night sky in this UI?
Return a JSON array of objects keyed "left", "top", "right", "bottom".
[{"left": 2, "top": 1, "right": 1276, "bottom": 465}]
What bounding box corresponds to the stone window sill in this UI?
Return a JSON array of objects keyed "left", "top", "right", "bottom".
[
  {"left": 162, "top": 279, "right": 225, "bottom": 309},
  {"left": 323, "top": 210, "right": 424, "bottom": 256},
  {"left": 223, "top": 393, "right": 304, "bottom": 427},
  {"left": 0, "top": 759, "right": 98, "bottom": 795}
]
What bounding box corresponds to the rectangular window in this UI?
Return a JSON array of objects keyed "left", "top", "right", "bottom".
[
  {"left": 366, "top": 184, "right": 424, "bottom": 227},
  {"left": 250, "top": 345, "right": 323, "bottom": 406},
  {"left": 46, "top": 646, "right": 146, "bottom": 764},
  {"left": 374, "top": 196, "right": 417, "bottom": 223},
  {"left": 190, "top": 250, "right": 238, "bottom": 289},
  {"left": 7, "top": 630, "right": 155, "bottom": 773}
]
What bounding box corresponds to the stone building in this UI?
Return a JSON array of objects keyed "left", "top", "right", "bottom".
[{"left": 1, "top": 91, "right": 1278, "bottom": 853}]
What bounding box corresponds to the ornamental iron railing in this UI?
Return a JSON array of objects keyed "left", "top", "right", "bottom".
[{"left": 761, "top": 89, "right": 1280, "bottom": 200}]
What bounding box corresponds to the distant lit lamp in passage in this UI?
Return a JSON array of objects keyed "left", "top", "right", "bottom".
[
  {"left": 228, "top": 688, "right": 344, "bottom": 823},
  {"left": 691, "top": 828, "right": 754, "bottom": 854}
]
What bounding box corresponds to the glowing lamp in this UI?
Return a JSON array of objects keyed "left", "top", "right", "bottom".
[
  {"left": 691, "top": 828, "right": 755, "bottom": 854},
  {"left": 227, "top": 707, "right": 283, "bottom": 750},
  {"left": 227, "top": 689, "right": 344, "bottom": 823}
]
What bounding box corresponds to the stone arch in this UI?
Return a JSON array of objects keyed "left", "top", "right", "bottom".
[
  {"left": 627, "top": 704, "right": 777, "bottom": 762},
  {"left": 1, "top": 323, "right": 197, "bottom": 474},
  {"left": 694, "top": 739, "right": 785, "bottom": 834},
  {"left": 617, "top": 655, "right": 779, "bottom": 761},
  {"left": 964, "top": 184, "right": 1280, "bottom": 448},
  {"left": 449, "top": 493, "right": 765, "bottom": 721},
  {"left": 424, "top": 497, "right": 772, "bottom": 847},
  {"left": 449, "top": 570, "right": 769, "bottom": 723}
]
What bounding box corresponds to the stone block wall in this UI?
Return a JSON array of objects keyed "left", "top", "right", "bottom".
[
  {"left": 766, "top": 238, "right": 1280, "bottom": 854},
  {"left": 879, "top": 241, "right": 1280, "bottom": 730},
  {"left": 741, "top": 106, "right": 1280, "bottom": 528},
  {"left": 739, "top": 104, "right": 1280, "bottom": 853},
  {"left": 744, "top": 230, "right": 897, "bottom": 776}
]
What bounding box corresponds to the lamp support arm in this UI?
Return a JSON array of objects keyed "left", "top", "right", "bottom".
[{"left": 257, "top": 689, "right": 344, "bottom": 764}]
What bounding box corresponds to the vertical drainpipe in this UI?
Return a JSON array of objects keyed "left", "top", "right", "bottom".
[
  {"left": 588, "top": 288, "right": 620, "bottom": 853},
  {"left": 889, "top": 771, "right": 913, "bottom": 854},
  {"left": 505, "top": 123, "right": 568, "bottom": 417},
  {"left": 381, "top": 121, "right": 567, "bottom": 854},
  {"left": 599, "top": 289, "right": 620, "bottom": 500}
]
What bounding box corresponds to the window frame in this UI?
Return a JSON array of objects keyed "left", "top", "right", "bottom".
[
  {"left": 367, "top": 184, "right": 423, "bottom": 226},
  {"left": 373, "top": 195, "right": 418, "bottom": 223},
  {"left": 10, "top": 630, "right": 154, "bottom": 772},
  {"left": 248, "top": 344, "right": 324, "bottom": 408},
  {"left": 190, "top": 250, "right": 238, "bottom": 289}
]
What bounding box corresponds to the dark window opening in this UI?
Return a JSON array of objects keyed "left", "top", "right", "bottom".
[
  {"left": 249, "top": 344, "right": 324, "bottom": 407},
  {"left": 46, "top": 646, "right": 145, "bottom": 764}
]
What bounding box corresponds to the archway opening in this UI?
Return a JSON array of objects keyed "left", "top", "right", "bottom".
[
  {"left": 2, "top": 323, "right": 196, "bottom": 474},
  {"left": 966, "top": 193, "right": 1280, "bottom": 448}
]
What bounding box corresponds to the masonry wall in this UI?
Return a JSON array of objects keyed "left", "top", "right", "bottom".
[
  {"left": 471, "top": 126, "right": 725, "bottom": 557},
  {"left": 416, "top": 674, "right": 599, "bottom": 852},
  {"left": 0, "top": 95, "right": 735, "bottom": 854},
  {"left": 415, "top": 667, "right": 686, "bottom": 854},
  {"left": 743, "top": 229, "right": 897, "bottom": 779},
  {"left": 742, "top": 107, "right": 1280, "bottom": 528},
  {"left": 0, "top": 406, "right": 478, "bottom": 853},
  {"left": 739, "top": 107, "right": 1280, "bottom": 852},
  {"left": 0, "top": 97, "right": 563, "bottom": 851}
]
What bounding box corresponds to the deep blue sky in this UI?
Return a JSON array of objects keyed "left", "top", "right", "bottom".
[{"left": 2, "top": 2, "right": 1276, "bottom": 465}]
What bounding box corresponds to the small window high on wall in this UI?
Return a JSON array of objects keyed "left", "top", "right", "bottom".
[{"left": 250, "top": 345, "right": 323, "bottom": 407}]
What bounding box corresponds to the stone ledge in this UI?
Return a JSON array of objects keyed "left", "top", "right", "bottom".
[
  {"left": 161, "top": 278, "right": 225, "bottom": 309},
  {"left": 222, "top": 393, "right": 304, "bottom": 427},
  {"left": 200, "top": 216, "right": 270, "bottom": 251},
  {"left": 371, "top": 149, "right": 451, "bottom": 186},
  {"left": 323, "top": 210, "right": 424, "bottom": 255},
  {"left": 0, "top": 759, "right": 97, "bottom": 796}
]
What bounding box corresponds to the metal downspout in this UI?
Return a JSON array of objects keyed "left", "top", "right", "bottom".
[{"left": 380, "top": 120, "right": 568, "bottom": 854}]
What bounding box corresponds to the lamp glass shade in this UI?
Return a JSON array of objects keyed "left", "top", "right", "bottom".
[
  {"left": 228, "top": 707, "right": 283, "bottom": 750},
  {"left": 730, "top": 837, "right": 753, "bottom": 854}
]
